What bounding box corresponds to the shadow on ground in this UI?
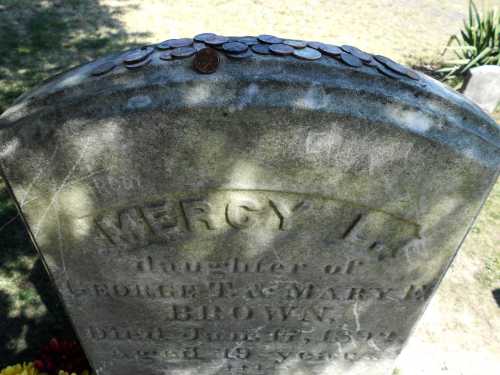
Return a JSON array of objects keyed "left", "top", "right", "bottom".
[
  {"left": 0, "top": 183, "right": 74, "bottom": 365},
  {"left": 0, "top": 0, "right": 149, "bottom": 366},
  {"left": 0, "top": 0, "right": 149, "bottom": 113}
]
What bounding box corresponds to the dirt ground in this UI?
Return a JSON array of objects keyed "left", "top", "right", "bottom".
[
  {"left": 396, "top": 182, "right": 500, "bottom": 374},
  {"left": 0, "top": 0, "right": 499, "bottom": 373}
]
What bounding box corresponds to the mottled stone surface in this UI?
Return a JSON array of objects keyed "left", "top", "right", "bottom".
[
  {"left": 463, "top": 65, "right": 500, "bottom": 113},
  {"left": 0, "top": 36, "right": 499, "bottom": 375}
]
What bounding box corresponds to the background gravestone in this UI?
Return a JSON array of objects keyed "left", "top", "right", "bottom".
[
  {"left": 463, "top": 65, "right": 500, "bottom": 113},
  {"left": 0, "top": 34, "right": 499, "bottom": 375}
]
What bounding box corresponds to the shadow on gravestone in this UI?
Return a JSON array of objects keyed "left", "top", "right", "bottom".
[
  {"left": 0, "top": 0, "right": 150, "bottom": 366},
  {"left": 0, "top": 34, "right": 499, "bottom": 375}
]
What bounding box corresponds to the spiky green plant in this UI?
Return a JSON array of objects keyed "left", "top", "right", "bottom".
[{"left": 439, "top": 1, "right": 500, "bottom": 88}]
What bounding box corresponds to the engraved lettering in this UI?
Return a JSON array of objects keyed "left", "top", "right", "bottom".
[
  {"left": 275, "top": 352, "right": 291, "bottom": 364},
  {"left": 141, "top": 200, "right": 178, "bottom": 237},
  {"left": 209, "top": 282, "right": 236, "bottom": 298},
  {"left": 232, "top": 306, "right": 253, "bottom": 320},
  {"left": 224, "top": 347, "right": 250, "bottom": 360},
  {"left": 265, "top": 306, "right": 296, "bottom": 321},
  {"left": 226, "top": 198, "right": 262, "bottom": 228},
  {"left": 96, "top": 207, "right": 151, "bottom": 246},
  {"left": 324, "top": 259, "right": 364, "bottom": 274},
  {"left": 90, "top": 190, "right": 419, "bottom": 250},
  {"left": 269, "top": 199, "right": 309, "bottom": 230},
  {"left": 274, "top": 328, "right": 301, "bottom": 343},
  {"left": 405, "top": 284, "right": 432, "bottom": 301},
  {"left": 138, "top": 257, "right": 305, "bottom": 275},
  {"left": 66, "top": 280, "right": 88, "bottom": 297},
  {"left": 287, "top": 283, "right": 315, "bottom": 299},
  {"left": 93, "top": 284, "right": 110, "bottom": 297},
  {"left": 183, "top": 347, "right": 202, "bottom": 360},
  {"left": 301, "top": 306, "right": 335, "bottom": 322},
  {"left": 87, "top": 326, "right": 106, "bottom": 340},
  {"left": 113, "top": 284, "right": 130, "bottom": 297},
  {"left": 181, "top": 199, "right": 217, "bottom": 230}
]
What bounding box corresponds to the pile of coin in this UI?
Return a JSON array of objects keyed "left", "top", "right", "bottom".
[{"left": 91, "top": 33, "right": 420, "bottom": 82}]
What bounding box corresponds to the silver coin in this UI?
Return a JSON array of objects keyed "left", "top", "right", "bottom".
[
  {"left": 237, "top": 36, "right": 259, "bottom": 45},
  {"left": 319, "top": 44, "right": 342, "bottom": 56},
  {"left": 339, "top": 52, "right": 363, "bottom": 67},
  {"left": 340, "top": 45, "right": 356, "bottom": 54},
  {"left": 360, "top": 54, "right": 375, "bottom": 65},
  {"left": 251, "top": 44, "right": 270, "bottom": 55},
  {"left": 269, "top": 43, "right": 295, "bottom": 55},
  {"left": 91, "top": 61, "right": 116, "bottom": 76},
  {"left": 222, "top": 42, "right": 248, "bottom": 54},
  {"left": 159, "top": 51, "right": 173, "bottom": 61},
  {"left": 258, "top": 34, "right": 283, "bottom": 44},
  {"left": 123, "top": 47, "right": 154, "bottom": 64},
  {"left": 352, "top": 50, "right": 372, "bottom": 63},
  {"left": 404, "top": 69, "right": 420, "bottom": 80},
  {"left": 194, "top": 33, "right": 217, "bottom": 42},
  {"left": 373, "top": 55, "right": 408, "bottom": 75},
  {"left": 293, "top": 47, "right": 322, "bottom": 60},
  {"left": 341, "top": 45, "right": 372, "bottom": 62},
  {"left": 376, "top": 64, "right": 400, "bottom": 79},
  {"left": 307, "top": 41, "right": 325, "bottom": 50},
  {"left": 205, "top": 35, "right": 230, "bottom": 46},
  {"left": 375, "top": 58, "right": 419, "bottom": 80},
  {"left": 171, "top": 47, "right": 196, "bottom": 58},
  {"left": 125, "top": 57, "right": 152, "bottom": 70},
  {"left": 193, "top": 42, "right": 206, "bottom": 51},
  {"left": 226, "top": 50, "right": 253, "bottom": 59},
  {"left": 364, "top": 59, "right": 378, "bottom": 67},
  {"left": 156, "top": 40, "right": 172, "bottom": 50},
  {"left": 284, "top": 39, "right": 307, "bottom": 48},
  {"left": 167, "top": 38, "right": 193, "bottom": 48}
]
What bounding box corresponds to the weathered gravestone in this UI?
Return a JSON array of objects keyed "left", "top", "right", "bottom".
[
  {"left": 463, "top": 65, "right": 500, "bottom": 113},
  {"left": 0, "top": 34, "right": 499, "bottom": 375}
]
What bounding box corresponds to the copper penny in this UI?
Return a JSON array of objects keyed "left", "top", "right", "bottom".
[{"left": 193, "top": 48, "right": 220, "bottom": 74}]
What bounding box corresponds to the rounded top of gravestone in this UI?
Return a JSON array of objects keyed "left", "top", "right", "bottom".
[{"left": 1, "top": 33, "right": 499, "bottom": 155}]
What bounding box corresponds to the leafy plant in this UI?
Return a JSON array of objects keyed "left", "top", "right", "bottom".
[
  {"left": 439, "top": 0, "right": 500, "bottom": 88},
  {"left": 0, "top": 362, "right": 39, "bottom": 375}
]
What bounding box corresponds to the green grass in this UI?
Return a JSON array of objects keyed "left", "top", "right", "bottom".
[{"left": 0, "top": 0, "right": 149, "bottom": 113}]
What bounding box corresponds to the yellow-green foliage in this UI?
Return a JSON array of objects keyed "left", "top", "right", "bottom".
[
  {"left": 0, "top": 363, "right": 89, "bottom": 375},
  {"left": 440, "top": 0, "right": 500, "bottom": 86},
  {"left": 0, "top": 363, "right": 38, "bottom": 375}
]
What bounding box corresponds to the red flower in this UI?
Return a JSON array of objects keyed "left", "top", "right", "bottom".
[{"left": 34, "top": 338, "right": 90, "bottom": 375}]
